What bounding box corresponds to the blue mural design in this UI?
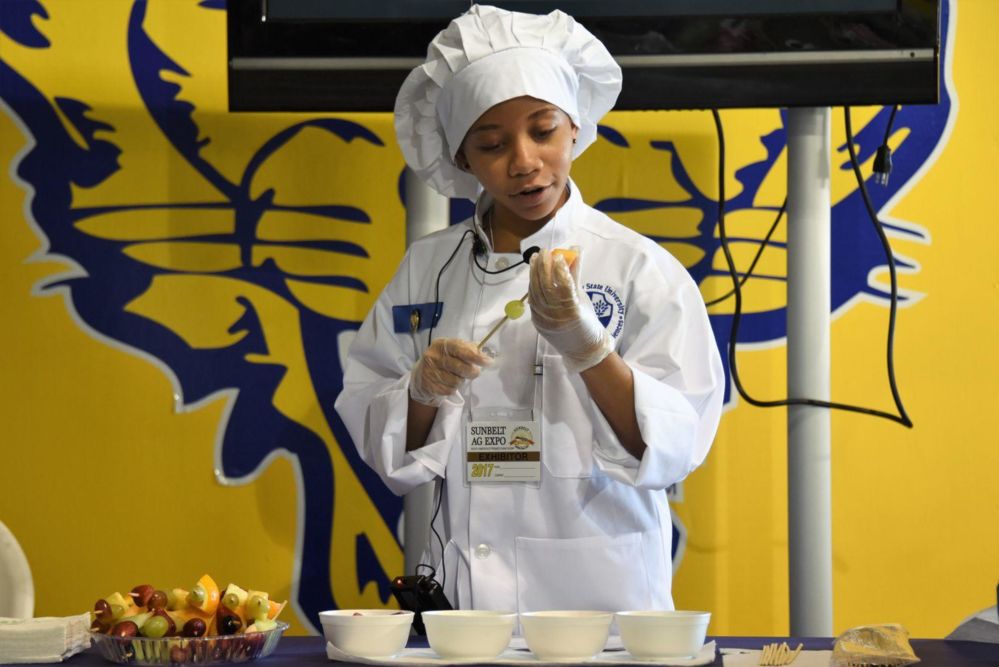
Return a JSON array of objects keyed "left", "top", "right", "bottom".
[{"left": 1, "top": 0, "right": 403, "bottom": 630}]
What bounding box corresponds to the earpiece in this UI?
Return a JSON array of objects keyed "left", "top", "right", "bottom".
[{"left": 522, "top": 246, "right": 541, "bottom": 263}]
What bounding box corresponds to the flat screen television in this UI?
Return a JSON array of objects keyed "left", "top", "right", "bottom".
[{"left": 227, "top": 0, "right": 940, "bottom": 112}]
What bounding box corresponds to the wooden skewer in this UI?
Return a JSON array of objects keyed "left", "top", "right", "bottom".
[{"left": 476, "top": 293, "right": 528, "bottom": 350}]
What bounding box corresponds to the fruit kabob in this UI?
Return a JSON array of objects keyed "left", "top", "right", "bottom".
[{"left": 90, "top": 574, "right": 285, "bottom": 639}]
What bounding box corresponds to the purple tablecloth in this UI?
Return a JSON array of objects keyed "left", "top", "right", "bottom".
[{"left": 13, "top": 635, "right": 997, "bottom": 667}]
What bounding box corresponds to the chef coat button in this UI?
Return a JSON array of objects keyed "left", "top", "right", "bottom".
[
  {"left": 474, "top": 544, "right": 491, "bottom": 559},
  {"left": 495, "top": 257, "right": 510, "bottom": 269}
]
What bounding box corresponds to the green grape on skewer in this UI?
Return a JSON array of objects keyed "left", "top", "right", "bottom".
[
  {"left": 504, "top": 299, "right": 525, "bottom": 320},
  {"left": 478, "top": 293, "right": 528, "bottom": 350}
]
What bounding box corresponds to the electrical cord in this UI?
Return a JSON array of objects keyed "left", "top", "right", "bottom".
[
  {"left": 711, "top": 108, "right": 912, "bottom": 427},
  {"left": 704, "top": 198, "right": 786, "bottom": 307},
  {"left": 843, "top": 106, "right": 912, "bottom": 426},
  {"left": 882, "top": 105, "right": 899, "bottom": 140},
  {"left": 872, "top": 105, "right": 899, "bottom": 186}
]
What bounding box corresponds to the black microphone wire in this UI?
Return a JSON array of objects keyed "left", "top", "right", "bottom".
[
  {"left": 427, "top": 229, "right": 475, "bottom": 346},
  {"left": 472, "top": 246, "right": 540, "bottom": 274},
  {"left": 420, "top": 228, "right": 475, "bottom": 587},
  {"left": 420, "top": 228, "right": 538, "bottom": 586},
  {"left": 427, "top": 479, "right": 445, "bottom": 589},
  {"left": 711, "top": 108, "right": 912, "bottom": 427}
]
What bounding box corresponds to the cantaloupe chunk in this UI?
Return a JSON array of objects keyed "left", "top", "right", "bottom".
[
  {"left": 187, "top": 574, "right": 220, "bottom": 616},
  {"left": 552, "top": 248, "right": 578, "bottom": 267},
  {"left": 267, "top": 599, "right": 287, "bottom": 621}
]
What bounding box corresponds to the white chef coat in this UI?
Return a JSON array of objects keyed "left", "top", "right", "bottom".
[{"left": 334, "top": 181, "right": 724, "bottom": 613}]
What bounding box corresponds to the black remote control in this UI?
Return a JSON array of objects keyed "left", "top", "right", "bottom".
[{"left": 390, "top": 575, "right": 453, "bottom": 636}]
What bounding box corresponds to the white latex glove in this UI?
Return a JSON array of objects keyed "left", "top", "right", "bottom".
[
  {"left": 410, "top": 338, "right": 492, "bottom": 407},
  {"left": 528, "top": 249, "right": 613, "bottom": 373}
]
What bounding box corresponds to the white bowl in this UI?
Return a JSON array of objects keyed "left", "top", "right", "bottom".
[
  {"left": 319, "top": 609, "right": 414, "bottom": 658},
  {"left": 616, "top": 610, "right": 711, "bottom": 658},
  {"left": 520, "top": 611, "right": 613, "bottom": 661},
  {"left": 422, "top": 610, "right": 517, "bottom": 660}
]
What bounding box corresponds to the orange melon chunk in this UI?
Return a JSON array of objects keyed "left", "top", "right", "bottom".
[
  {"left": 187, "top": 574, "right": 220, "bottom": 616},
  {"left": 552, "top": 248, "right": 578, "bottom": 267}
]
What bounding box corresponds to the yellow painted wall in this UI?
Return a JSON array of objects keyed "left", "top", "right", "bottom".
[{"left": 1, "top": 0, "right": 996, "bottom": 639}]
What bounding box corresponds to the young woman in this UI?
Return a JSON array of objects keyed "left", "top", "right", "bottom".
[{"left": 335, "top": 4, "right": 724, "bottom": 613}]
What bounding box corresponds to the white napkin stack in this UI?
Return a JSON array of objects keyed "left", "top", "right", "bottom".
[{"left": 0, "top": 613, "right": 92, "bottom": 663}]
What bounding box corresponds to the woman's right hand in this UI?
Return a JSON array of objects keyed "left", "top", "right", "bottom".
[{"left": 409, "top": 338, "right": 492, "bottom": 406}]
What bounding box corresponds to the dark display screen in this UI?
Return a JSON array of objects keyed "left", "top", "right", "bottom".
[
  {"left": 229, "top": 0, "right": 939, "bottom": 111},
  {"left": 265, "top": 0, "right": 899, "bottom": 20}
]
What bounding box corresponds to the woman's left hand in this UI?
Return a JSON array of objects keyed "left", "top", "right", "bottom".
[{"left": 528, "top": 250, "right": 613, "bottom": 373}]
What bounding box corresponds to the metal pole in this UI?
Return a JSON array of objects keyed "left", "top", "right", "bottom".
[
  {"left": 786, "top": 107, "right": 833, "bottom": 636},
  {"left": 403, "top": 167, "right": 450, "bottom": 576}
]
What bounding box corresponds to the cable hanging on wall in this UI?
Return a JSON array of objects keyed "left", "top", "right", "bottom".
[{"left": 710, "top": 107, "right": 913, "bottom": 428}]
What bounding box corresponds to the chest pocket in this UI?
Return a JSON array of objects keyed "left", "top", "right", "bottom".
[
  {"left": 541, "top": 354, "right": 595, "bottom": 478},
  {"left": 515, "top": 532, "right": 652, "bottom": 613}
]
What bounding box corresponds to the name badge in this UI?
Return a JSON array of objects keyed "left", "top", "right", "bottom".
[{"left": 465, "top": 419, "right": 541, "bottom": 484}]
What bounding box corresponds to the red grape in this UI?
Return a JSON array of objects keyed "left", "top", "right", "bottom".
[
  {"left": 130, "top": 584, "right": 155, "bottom": 608},
  {"left": 148, "top": 590, "right": 168, "bottom": 610},
  {"left": 218, "top": 614, "right": 242, "bottom": 635},
  {"left": 111, "top": 621, "right": 139, "bottom": 638},
  {"left": 93, "top": 598, "right": 112, "bottom": 621},
  {"left": 182, "top": 618, "right": 207, "bottom": 638}
]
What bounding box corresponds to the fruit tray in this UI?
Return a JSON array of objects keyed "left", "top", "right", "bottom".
[{"left": 90, "top": 622, "right": 288, "bottom": 665}]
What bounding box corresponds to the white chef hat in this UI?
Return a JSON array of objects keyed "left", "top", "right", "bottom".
[{"left": 394, "top": 4, "right": 622, "bottom": 200}]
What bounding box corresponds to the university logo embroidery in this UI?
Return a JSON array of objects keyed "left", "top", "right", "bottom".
[{"left": 585, "top": 283, "right": 625, "bottom": 338}]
